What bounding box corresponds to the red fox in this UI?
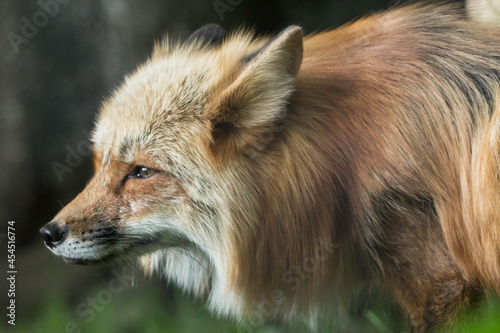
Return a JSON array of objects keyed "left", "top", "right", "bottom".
[{"left": 40, "top": 3, "right": 500, "bottom": 331}]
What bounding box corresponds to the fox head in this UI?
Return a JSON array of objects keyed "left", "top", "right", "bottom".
[{"left": 41, "top": 24, "right": 305, "bottom": 313}]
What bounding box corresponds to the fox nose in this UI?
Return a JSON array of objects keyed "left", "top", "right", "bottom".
[{"left": 40, "top": 221, "right": 68, "bottom": 248}]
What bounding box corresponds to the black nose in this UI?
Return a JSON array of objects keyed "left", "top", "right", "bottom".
[{"left": 40, "top": 222, "right": 68, "bottom": 248}]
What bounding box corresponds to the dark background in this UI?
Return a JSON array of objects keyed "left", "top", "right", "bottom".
[{"left": 0, "top": 0, "right": 466, "bottom": 332}]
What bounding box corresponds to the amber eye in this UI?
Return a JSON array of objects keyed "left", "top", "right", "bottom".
[{"left": 127, "top": 166, "right": 156, "bottom": 179}]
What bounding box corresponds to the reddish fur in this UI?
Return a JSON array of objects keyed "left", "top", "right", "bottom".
[
  {"left": 209, "top": 4, "right": 500, "bottom": 329},
  {"left": 44, "top": 4, "right": 500, "bottom": 331}
]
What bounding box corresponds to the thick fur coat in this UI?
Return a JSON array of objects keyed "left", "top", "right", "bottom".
[{"left": 41, "top": 3, "right": 500, "bottom": 331}]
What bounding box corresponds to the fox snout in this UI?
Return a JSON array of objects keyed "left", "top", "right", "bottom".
[
  {"left": 40, "top": 221, "right": 69, "bottom": 248},
  {"left": 40, "top": 152, "right": 194, "bottom": 264},
  {"left": 39, "top": 214, "right": 120, "bottom": 265},
  {"left": 38, "top": 170, "right": 126, "bottom": 264}
]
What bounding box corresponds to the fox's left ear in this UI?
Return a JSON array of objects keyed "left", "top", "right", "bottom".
[{"left": 206, "top": 26, "right": 303, "bottom": 156}]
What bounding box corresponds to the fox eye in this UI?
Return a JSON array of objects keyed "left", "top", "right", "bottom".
[{"left": 127, "top": 166, "right": 156, "bottom": 179}]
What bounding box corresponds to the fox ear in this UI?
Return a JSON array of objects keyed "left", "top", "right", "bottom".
[
  {"left": 207, "top": 26, "right": 303, "bottom": 156},
  {"left": 187, "top": 24, "right": 227, "bottom": 49}
]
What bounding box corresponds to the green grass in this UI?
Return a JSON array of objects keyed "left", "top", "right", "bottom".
[
  {"left": 13, "top": 288, "right": 238, "bottom": 333},
  {"left": 456, "top": 298, "right": 500, "bottom": 333},
  {"left": 6, "top": 285, "right": 500, "bottom": 333}
]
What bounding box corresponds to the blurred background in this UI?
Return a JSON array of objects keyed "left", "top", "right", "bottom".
[{"left": 3, "top": 0, "right": 497, "bottom": 332}]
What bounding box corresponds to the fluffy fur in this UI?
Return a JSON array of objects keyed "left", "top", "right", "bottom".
[
  {"left": 467, "top": 0, "right": 500, "bottom": 24},
  {"left": 42, "top": 3, "right": 500, "bottom": 331}
]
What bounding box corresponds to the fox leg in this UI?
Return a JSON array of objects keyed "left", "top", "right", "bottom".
[{"left": 372, "top": 196, "right": 482, "bottom": 331}]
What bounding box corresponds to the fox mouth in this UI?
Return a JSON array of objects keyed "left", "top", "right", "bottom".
[
  {"left": 43, "top": 221, "right": 187, "bottom": 266},
  {"left": 63, "top": 257, "right": 100, "bottom": 265},
  {"left": 62, "top": 254, "right": 116, "bottom": 265},
  {"left": 58, "top": 234, "right": 165, "bottom": 265}
]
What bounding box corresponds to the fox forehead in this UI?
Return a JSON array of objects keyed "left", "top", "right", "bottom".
[{"left": 91, "top": 33, "right": 263, "bottom": 164}]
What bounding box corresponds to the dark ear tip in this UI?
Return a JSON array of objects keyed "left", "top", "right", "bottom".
[
  {"left": 195, "top": 23, "right": 224, "bottom": 30},
  {"left": 187, "top": 24, "right": 227, "bottom": 49}
]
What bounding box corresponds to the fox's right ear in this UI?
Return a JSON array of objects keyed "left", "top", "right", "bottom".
[
  {"left": 187, "top": 24, "right": 227, "bottom": 49},
  {"left": 205, "top": 26, "right": 303, "bottom": 160}
]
